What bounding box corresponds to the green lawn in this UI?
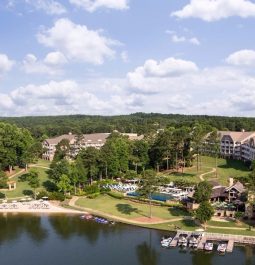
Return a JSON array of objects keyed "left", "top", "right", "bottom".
[
  {"left": 4, "top": 167, "right": 49, "bottom": 199},
  {"left": 31, "top": 159, "right": 51, "bottom": 167},
  {"left": 201, "top": 156, "right": 250, "bottom": 185},
  {"left": 76, "top": 195, "right": 189, "bottom": 220},
  {"left": 161, "top": 155, "right": 250, "bottom": 185},
  {"left": 208, "top": 220, "right": 249, "bottom": 228}
]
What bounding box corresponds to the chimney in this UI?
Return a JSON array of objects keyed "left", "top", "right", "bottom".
[{"left": 229, "top": 177, "right": 234, "bottom": 187}]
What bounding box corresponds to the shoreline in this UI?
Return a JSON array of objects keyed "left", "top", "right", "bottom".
[{"left": 0, "top": 201, "right": 84, "bottom": 215}]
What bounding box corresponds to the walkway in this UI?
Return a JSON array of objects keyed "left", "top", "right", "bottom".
[{"left": 199, "top": 167, "right": 216, "bottom": 181}]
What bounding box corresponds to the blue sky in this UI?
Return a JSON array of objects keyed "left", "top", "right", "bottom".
[{"left": 1, "top": 0, "right": 255, "bottom": 117}]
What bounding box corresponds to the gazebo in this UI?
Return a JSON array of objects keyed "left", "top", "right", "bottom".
[{"left": 7, "top": 181, "right": 16, "bottom": 191}]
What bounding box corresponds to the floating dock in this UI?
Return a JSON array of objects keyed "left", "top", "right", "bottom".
[{"left": 170, "top": 230, "right": 255, "bottom": 252}]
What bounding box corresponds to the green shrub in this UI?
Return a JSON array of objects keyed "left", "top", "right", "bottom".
[
  {"left": 235, "top": 211, "right": 244, "bottom": 219},
  {"left": 0, "top": 192, "right": 6, "bottom": 199},
  {"left": 87, "top": 193, "right": 100, "bottom": 199},
  {"left": 107, "top": 191, "right": 124, "bottom": 199},
  {"left": 84, "top": 184, "right": 100, "bottom": 195},
  {"left": 37, "top": 190, "right": 49, "bottom": 199},
  {"left": 49, "top": 191, "right": 65, "bottom": 201}
]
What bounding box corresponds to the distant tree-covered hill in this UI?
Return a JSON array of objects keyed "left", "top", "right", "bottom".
[{"left": 1, "top": 113, "right": 255, "bottom": 138}]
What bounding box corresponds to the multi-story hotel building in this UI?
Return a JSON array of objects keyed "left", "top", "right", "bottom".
[
  {"left": 42, "top": 132, "right": 144, "bottom": 161},
  {"left": 219, "top": 131, "right": 255, "bottom": 161}
]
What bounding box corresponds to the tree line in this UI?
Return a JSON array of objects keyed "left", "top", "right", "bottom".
[{"left": 1, "top": 112, "right": 255, "bottom": 139}]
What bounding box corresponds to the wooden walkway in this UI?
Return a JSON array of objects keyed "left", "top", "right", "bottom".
[{"left": 171, "top": 230, "right": 255, "bottom": 253}]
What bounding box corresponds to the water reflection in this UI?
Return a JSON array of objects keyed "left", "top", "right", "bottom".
[
  {"left": 0, "top": 214, "right": 255, "bottom": 265},
  {"left": 0, "top": 213, "right": 48, "bottom": 244},
  {"left": 136, "top": 242, "right": 159, "bottom": 265}
]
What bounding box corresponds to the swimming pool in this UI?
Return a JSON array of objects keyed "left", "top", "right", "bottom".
[{"left": 127, "top": 192, "right": 173, "bottom": 202}]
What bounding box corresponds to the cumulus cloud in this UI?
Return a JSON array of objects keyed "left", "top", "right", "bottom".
[
  {"left": 25, "top": 0, "right": 67, "bottom": 15},
  {"left": 0, "top": 53, "right": 15, "bottom": 75},
  {"left": 0, "top": 93, "right": 14, "bottom": 109},
  {"left": 226, "top": 49, "right": 255, "bottom": 66},
  {"left": 37, "top": 18, "right": 119, "bottom": 65},
  {"left": 44, "top": 51, "right": 67, "bottom": 65},
  {"left": 22, "top": 53, "right": 63, "bottom": 75},
  {"left": 171, "top": 34, "right": 200, "bottom": 45},
  {"left": 69, "top": 0, "right": 129, "bottom": 12},
  {"left": 171, "top": 0, "right": 255, "bottom": 22},
  {"left": 127, "top": 57, "right": 198, "bottom": 94}
]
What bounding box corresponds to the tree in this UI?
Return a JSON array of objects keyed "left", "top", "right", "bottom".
[
  {"left": 205, "top": 129, "right": 220, "bottom": 177},
  {"left": 48, "top": 159, "right": 70, "bottom": 184},
  {"left": 193, "top": 181, "right": 212, "bottom": 203},
  {"left": 138, "top": 170, "right": 163, "bottom": 218},
  {"left": 27, "top": 170, "right": 40, "bottom": 200},
  {"left": 57, "top": 174, "right": 71, "bottom": 196},
  {"left": 78, "top": 147, "right": 100, "bottom": 183},
  {"left": 195, "top": 201, "right": 214, "bottom": 228},
  {"left": 0, "top": 171, "right": 8, "bottom": 189},
  {"left": 53, "top": 139, "right": 70, "bottom": 162}
]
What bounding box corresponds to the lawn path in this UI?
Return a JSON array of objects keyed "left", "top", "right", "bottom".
[
  {"left": 29, "top": 165, "right": 50, "bottom": 170},
  {"left": 199, "top": 167, "right": 216, "bottom": 181},
  {"left": 8, "top": 165, "right": 50, "bottom": 180},
  {"left": 8, "top": 169, "right": 25, "bottom": 179}
]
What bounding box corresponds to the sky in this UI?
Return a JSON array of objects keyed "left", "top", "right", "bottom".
[{"left": 1, "top": 0, "right": 255, "bottom": 117}]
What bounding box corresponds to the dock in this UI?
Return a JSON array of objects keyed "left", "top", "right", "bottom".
[
  {"left": 169, "top": 231, "right": 180, "bottom": 247},
  {"left": 169, "top": 230, "right": 255, "bottom": 253}
]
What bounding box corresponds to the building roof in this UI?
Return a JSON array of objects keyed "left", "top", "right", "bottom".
[
  {"left": 44, "top": 132, "right": 143, "bottom": 146},
  {"left": 225, "top": 181, "right": 245, "bottom": 193},
  {"left": 218, "top": 131, "right": 255, "bottom": 143},
  {"left": 211, "top": 187, "right": 228, "bottom": 199}
]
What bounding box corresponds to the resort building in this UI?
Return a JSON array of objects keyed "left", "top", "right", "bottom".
[
  {"left": 42, "top": 132, "right": 144, "bottom": 161},
  {"left": 218, "top": 131, "right": 255, "bottom": 161}
]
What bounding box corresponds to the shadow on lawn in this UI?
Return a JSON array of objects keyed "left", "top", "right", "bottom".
[
  {"left": 170, "top": 172, "right": 195, "bottom": 177},
  {"left": 168, "top": 207, "right": 190, "bottom": 217},
  {"left": 217, "top": 159, "right": 249, "bottom": 171},
  {"left": 116, "top": 203, "right": 145, "bottom": 216}
]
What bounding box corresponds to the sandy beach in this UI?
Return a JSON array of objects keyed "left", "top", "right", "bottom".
[{"left": 0, "top": 201, "right": 84, "bottom": 214}]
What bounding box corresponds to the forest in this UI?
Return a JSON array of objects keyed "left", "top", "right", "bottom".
[{"left": 1, "top": 112, "right": 255, "bottom": 139}]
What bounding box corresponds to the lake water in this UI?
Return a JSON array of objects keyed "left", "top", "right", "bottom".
[{"left": 0, "top": 214, "right": 254, "bottom": 265}]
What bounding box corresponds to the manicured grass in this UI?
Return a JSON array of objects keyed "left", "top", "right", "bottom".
[
  {"left": 76, "top": 195, "right": 189, "bottom": 220},
  {"left": 4, "top": 167, "right": 49, "bottom": 198},
  {"left": 206, "top": 228, "right": 255, "bottom": 236},
  {"left": 201, "top": 156, "right": 250, "bottom": 185},
  {"left": 161, "top": 156, "right": 250, "bottom": 185},
  {"left": 32, "top": 159, "right": 51, "bottom": 167},
  {"left": 208, "top": 220, "right": 248, "bottom": 228}
]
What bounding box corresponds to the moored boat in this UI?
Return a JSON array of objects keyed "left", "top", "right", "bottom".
[
  {"left": 94, "top": 217, "right": 109, "bottom": 224},
  {"left": 204, "top": 241, "right": 214, "bottom": 251},
  {"left": 217, "top": 242, "right": 227, "bottom": 253},
  {"left": 80, "top": 214, "right": 93, "bottom": 220},
  {"left": 178, "top": 233, "right": 188, "bottom": 247},
  {"left": 161, "top": 236, "right": 172, "bottom": 248}
]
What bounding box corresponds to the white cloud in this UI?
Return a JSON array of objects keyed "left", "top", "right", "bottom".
[
  {"left": 69, "top": 0, "right": 129, "bottom": 12},
  {"left": 121, "top": 51, "right": 129, "bottom": 63},
  {"left": 127, "top": 57, "right": 198, "bottom": 94},
  {"left": 171, "top": 34, "right": 200, "bottom": 45},
  {"left": 44, "top": 51, "right": 67, "bottom": 65},
  {"left": 226, "top": 49, "right": 255, "bottom": 66},
  {"left": 0, "top": 53, "right": 14, "bottom": 75},
  {"left": 172, "top": 0, "right": 255, "bottom": 22},
  {"left": 25, "top": 0, "right": 67, "bottom": 15},
  {"left": 22, "top": 53, "right": 62, "bottom": 75},
  {"left": 0, "top": 93, "right": 14, "bottom": 109},
  {"left": 37, "top": 18, "right": 118, "bottom": 65}
]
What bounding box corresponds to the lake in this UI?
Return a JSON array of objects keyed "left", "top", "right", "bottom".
[{"left": 0, "top": 214, "right": 254, "bottom": 265}]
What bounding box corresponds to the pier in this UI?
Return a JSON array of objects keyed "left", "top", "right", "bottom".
[{"left": 171, "top": 230, "right": 255, "bottom": 252}]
